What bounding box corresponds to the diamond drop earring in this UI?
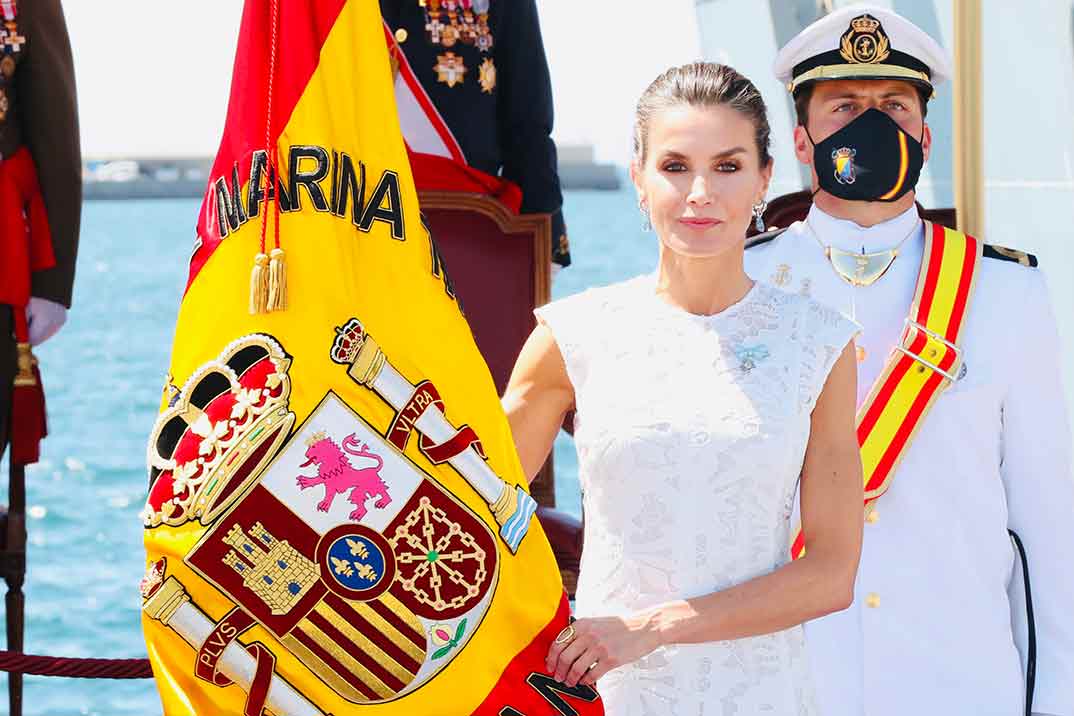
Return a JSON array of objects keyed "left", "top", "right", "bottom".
[
  {"left": 752, "top": 199, "right": 768, "bottom": 233},
  {"left": 639, "top": 199, "right": 652, "bottom": 232}
]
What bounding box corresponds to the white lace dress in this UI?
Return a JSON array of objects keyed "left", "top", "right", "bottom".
[{"left": 535, "top": 276, "right": 858, "bottom": 716}]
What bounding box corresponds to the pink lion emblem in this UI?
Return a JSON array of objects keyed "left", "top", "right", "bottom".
[{"left": 296, "top": 432, "right": 392, "bottom": 521}]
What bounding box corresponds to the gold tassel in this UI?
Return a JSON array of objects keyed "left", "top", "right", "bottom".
[
  {"left": 267, "top": 247, "right": 287, "bottom": 311},
  {"left": 249, "top": 252, "right": 270, "bottom": 314},
  {"left": 14, "top": 342, "right": 37, "bottom": 387}
]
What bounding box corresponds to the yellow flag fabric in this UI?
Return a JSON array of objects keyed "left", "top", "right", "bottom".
[{"left": 140, "top": 2, "right": 602, "bottom": 715}]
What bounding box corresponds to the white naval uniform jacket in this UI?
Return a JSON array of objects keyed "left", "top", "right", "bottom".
[{"left": 744, "top": 205, "right": 1074, "bottom": 716}]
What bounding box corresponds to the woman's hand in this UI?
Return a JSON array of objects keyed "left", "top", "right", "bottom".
[{"left": 545, "top": 611, "right": 665, "bottom": 687}]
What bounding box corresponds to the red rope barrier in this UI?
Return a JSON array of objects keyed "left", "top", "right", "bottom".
[{"left": 0, "top": 650, "right": 152, "bottom": 679}]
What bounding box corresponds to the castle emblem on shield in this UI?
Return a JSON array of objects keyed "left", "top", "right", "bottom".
[
  {"left": 185, "top": 393, "right": 499, "bottom": 703},
  {"left": 141, "top": 329, "right": 528, "bottom": 709}
]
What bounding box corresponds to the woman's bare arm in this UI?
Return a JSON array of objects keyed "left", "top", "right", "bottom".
[{"left": 501, "top": 323, "right": 575, "bottom": 483}]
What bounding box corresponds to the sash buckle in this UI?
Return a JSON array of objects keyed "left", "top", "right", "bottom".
[{"left": 896, "top": 319, "right": 961, "bottom": 384}]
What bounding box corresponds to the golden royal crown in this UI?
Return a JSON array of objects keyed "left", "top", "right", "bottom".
[
  {"left": 850, "top": 15, "right": 881, "bottom": 34},
  {"left": 305, "top": 429, "right": 329, "bottom": 448},
  {"left": 141, "top": 335, "right": 296, "bottom": 528},
  {"left": 330, "top": 318, "right": 367, "bottom": 365}
]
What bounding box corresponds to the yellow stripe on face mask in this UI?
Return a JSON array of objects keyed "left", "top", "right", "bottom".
[{"left": 878, "top": 132, "right": 909, "bottom": 201}]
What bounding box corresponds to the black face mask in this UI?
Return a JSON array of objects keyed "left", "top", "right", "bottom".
[{"left": 808, "top": 108, "right": 924, "bottom": 203}]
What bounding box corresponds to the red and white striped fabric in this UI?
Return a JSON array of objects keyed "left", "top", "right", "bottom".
[{"left": 383, "top": 24, "right": 522, "bottom": 213}]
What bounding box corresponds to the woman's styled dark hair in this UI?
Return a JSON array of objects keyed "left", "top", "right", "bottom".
[{"left": 633, "top": 62, "right": 773, "bottom": 167}]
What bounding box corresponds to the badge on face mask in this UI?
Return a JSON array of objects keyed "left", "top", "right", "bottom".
[
  {"left": 809, "top": 108, "right": 924, "bottom": 202},
  {"left": 832, "top": 147, "right": 857, "bottom": 184}
]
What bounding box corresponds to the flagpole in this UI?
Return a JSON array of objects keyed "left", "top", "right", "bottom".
[{"left": 952, "top": 0, "right": 985, "bottom": 237}]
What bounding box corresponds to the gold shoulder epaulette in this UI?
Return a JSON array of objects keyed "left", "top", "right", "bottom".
[
  {"left": 745, "top": 227, "right": 788, "bottom": 250},
  {"left": 983, "top": 244, "right": 1038, "bottom": 268}
]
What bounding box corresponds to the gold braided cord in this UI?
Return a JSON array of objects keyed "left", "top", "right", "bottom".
[{"left": 789, "top": 63, "right": 931, "bottom": 92}]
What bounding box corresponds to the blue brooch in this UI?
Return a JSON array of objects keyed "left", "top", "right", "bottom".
[{"left": 734, "top": 345, "right": 770, "bottom": 373}]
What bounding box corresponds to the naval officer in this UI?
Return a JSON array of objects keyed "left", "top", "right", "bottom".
[
  {"left": 745, "top": 6, "right": 1074, "bottom": 716},
  {"left": 0, "top": 0, "right": 80, "bottom": 462},
  {"left": 379, "top": 0, "right": 571, "bottom": 269}
]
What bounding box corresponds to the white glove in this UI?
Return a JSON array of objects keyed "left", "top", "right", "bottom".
[{"left": 26, "top": 296, "right": 67, "bottom": 346}]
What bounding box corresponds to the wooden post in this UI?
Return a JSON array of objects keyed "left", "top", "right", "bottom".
[
  {"left": 530, "top": 460, "right": 556, "bottom": 509},
  {"left": 4, "top": 460, "right": 26, "bottom": 716},
  {"left": 953, "top": 0, "right": 985, "bottom": 237}
]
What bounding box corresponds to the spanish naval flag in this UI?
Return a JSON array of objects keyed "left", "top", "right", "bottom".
[{"left": 139, "top": 2, "right": 602, "bottom": 715}]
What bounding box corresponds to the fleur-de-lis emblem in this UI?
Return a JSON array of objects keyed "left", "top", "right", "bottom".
[
  {"left": 331, "top": 556, "right": 355, "bottom": 577},
  {"left": 355, "top": 563, "right": 379, "bottom": 582},
  {"left": 347, "top": 538, "right": 370, "bottom": 559}
]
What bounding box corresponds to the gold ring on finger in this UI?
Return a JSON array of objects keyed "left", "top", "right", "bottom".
[
  {"left": 586, "top": 660, "right": 599, "bottom": 672},
  {"left": 554, "top": 625, "right": 576, "bottom": 644}
]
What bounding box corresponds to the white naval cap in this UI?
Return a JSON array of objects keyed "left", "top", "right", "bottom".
[{"left": 773, "top": 5, "right": 952, "bottom": 96}]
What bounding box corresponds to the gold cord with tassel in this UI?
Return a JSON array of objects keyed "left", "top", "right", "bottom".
[
  {"left": 250, "top": 0, "right": 286, "bottom": 315},
  {"left": 249, "top": 252, "right": 270, "bottom": 314},
  {"left": 14, "top": 342, "right": 37, "bottom": 387},
  {"left": 267, "top": 247, "right": 287, "bottom": 311}
]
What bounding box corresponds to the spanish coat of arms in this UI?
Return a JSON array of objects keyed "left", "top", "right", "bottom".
[{"left": 141, "top": 322, "right": 539, "bottom": 713}]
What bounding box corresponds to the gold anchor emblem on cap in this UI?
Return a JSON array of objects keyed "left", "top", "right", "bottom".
[{"left": 840, "top": 14, "right": 891, "bottom": 65}]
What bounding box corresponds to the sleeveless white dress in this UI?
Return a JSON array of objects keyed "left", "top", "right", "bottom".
[{"left": 535, "top": 275, "right": 859, "bottom": 716}]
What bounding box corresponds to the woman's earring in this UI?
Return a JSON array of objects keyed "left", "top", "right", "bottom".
[
  {"left": 639, "top": 200, "right": 652, "bottom": 232},
  {"left": 752, "top": 199, "right": 768, "bottom": 233}
]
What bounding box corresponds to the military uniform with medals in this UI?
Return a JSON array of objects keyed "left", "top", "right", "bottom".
[
  {"left": 0, "top": 0, "right": 81, "bottom": 461},
  {"left": 746, "top": 7, "right": 1074, "bottom": 716},
  {"left": 379, "top": 0, "right": 570, "bottom": 267}
]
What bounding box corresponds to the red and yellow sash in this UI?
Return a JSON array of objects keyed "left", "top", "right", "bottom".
[{"left": 792, "top": 222, "right": 982, "bottom": 559}]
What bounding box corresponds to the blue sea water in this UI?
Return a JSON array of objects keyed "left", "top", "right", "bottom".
[
  {"left": 0, "top": 188, "right": 657, "bottom": 715},
  {"left": 1, "top": 186, "right": 1071, "bottom": 714}
]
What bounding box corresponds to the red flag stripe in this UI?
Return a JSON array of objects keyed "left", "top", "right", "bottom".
[
  {"left": 471, "top": 594, "right": 601, "bottom": 716},
  {"left": 190, "top": 0, "right": 348, "bottom": 290}
]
